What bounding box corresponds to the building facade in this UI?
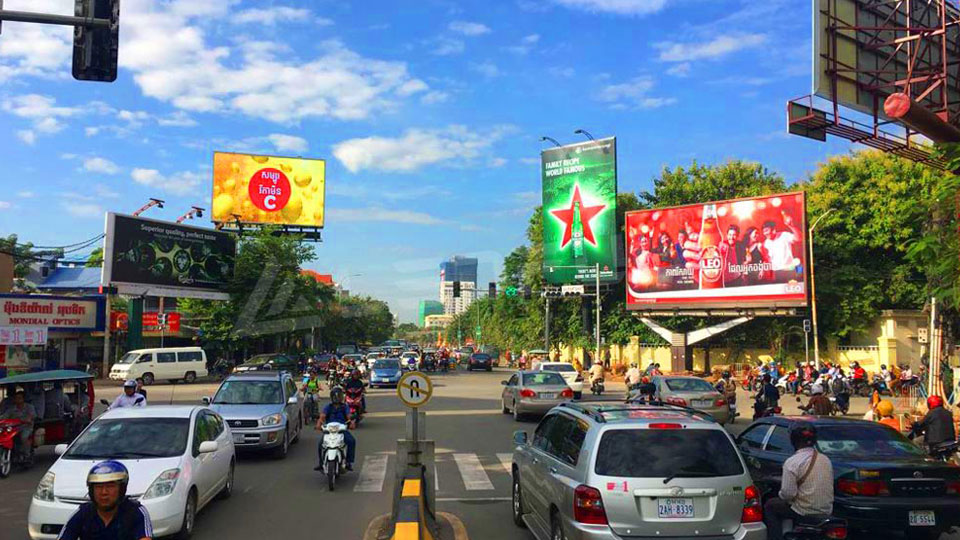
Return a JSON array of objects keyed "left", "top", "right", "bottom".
[
  {"left": 439, "top": 256, "right": 478, "bottom": 315},
  {"left": 424, "top": 314, "right": 454, "bottom": 330},
  {"left": 418, "top": 300, "right": 444, "bottom": 327}
]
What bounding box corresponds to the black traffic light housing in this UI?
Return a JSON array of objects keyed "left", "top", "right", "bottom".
[
  {"left": 488, "top": 282, "right": 496, "bottom": 298},
  {"left": 581, "top": 297, "right": 593, "bottom": 334},
  {"left": 453, "top": 281, "right": 461, "bottom": 298},
  {"left": 73, "top": 0, "right": 119, "bottom": 82},
  {"left": 522, "top": 285, "right": 531, "bottom": 300}
]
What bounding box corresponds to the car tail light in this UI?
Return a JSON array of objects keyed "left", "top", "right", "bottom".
[
  {"left": 665, "top": 397, "right": 687, "bottom": 406},
  {"left": 560, "top": 388, "right": 574, "bottom": 398},
  {"left": 946, "top": 480, "right": 960, "bottom": 495},
  {"left": 714, "top": 398, "right": 726, "bottom": 407},
  {"left": 649, "top": 423, "right": 683, "bottom": 429},
  {"left": 836, "top": 478, "right": 890, "bottom": 496},
  {"left": 825, "top": 524, "right": 848, "bottom": 539},
  {"left": 741, "top": 485, "right": 763, "bottom": 523},
  {"left": 573, "top": 485, "right": 608, "bottom": 525},
  {"left": 520, "top": 389, "right": 536, "bottom": 398}
]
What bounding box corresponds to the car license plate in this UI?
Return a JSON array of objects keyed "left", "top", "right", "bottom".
[
  {"left": 539, "top": 392, "right": 557, "bottom": 399},
  {"left": 657, "top": 498, "right": 695, "bottom": 518},
  {"left": 693, "top": 399, "right": 712, "bottom": 407},
  {"left": 909, "top": 511, "right": 936, "bottom": 527},
  {"left": 233, "top": 433, "right": 244, "bottom": 444}
]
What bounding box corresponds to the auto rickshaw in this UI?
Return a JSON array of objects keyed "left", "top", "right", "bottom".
[{"left": 0, "top": 370, "right": 95, "bottom": 477}]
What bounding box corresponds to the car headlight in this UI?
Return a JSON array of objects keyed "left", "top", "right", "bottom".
[
  {"left": 34, "top": 471, "right": 55, "bottom": 501},
  {"left": 142, "top": 469, "right": 180, "bottom": 500},
  {"left": 261, "top": 413, "right": 283, "bottom": 426}
]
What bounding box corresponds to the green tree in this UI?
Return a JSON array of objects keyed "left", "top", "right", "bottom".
[
  {"left": 86, "top": 247, "right": 103, "bottom": 267},
  {"left": 641, "top": 160, "right": 787, "bottom": 207}
]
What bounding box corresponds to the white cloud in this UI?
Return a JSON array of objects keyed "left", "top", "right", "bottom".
[
  {"left": 552, "top": 0, "right": 667, "bottom": 15},
  {"left": 0, "top": 0, "right": 73, "bottom": 82},
  {"left": 459, "top": 223, "right": 489, "bottom": 232},
  {"left": 234, "top": 7, "right": 328, "bottom": 25},
  {"left": 267, "top": 134, "right": 309, "bottom": 153},
  {"left": 471, "top": 61, "right": 500, "bottom": 78},
  {"left": 0, "top": 201, "right": 11, "bottom": 209},
  {"left": 17, "top": 191, "right": 34, "bottom": 198},
  {"left": 488, "top": 157, "right": 507, "bottom": 167},
  {"left": 448, "top": 21, "right": 491, "bottom": 36},
  {"left": 333, "top": 125, "right": 511, "bottom": 173},
  {"left": 656, "top": 33, "right": 767, "bottom": 62},
  {"left": 597, "top": 76, "right": 676, "bottom": 109},
  {"left": 327, "top": 207, "right": 444, "bottom": 225},
  {"left": 666, "top": 62, "right": 691, "bottom": 77},
  {"left": 421, "top": 91, "right": 450, "bottom": 105},
  {"left": 3, "top": 94, "right": 84, "bottom": 143},
  {"left": 61, "top": 201, "right": 103, "bottom": 218},
  {"left": 84, "top": 127, "right": 100, "bottom": 137},
  {"left": 432, "top": 37, "right": 465, "bottom": 56},
  {"left": 17, "top": 130, "right": 36, "bottom": 145},
  {"left": 83, "top": 157, "right": 121, "bottom": 175},
  {"left": 548, "top": 66, "right": 575, "bottom": 78},
  {"left": 506, "top": 34, "right": 541, "bottom": 54},
  {"left": 131, "top": 168, "right": 203, "bottom": 196}
]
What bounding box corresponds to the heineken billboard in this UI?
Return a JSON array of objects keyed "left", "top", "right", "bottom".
[{"left": 541, "top": 137, "right": 618, "bottom": 284}]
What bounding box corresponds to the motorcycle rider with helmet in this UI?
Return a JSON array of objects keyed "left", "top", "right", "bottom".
[
  {"left": 911, "top": 395, "right": 956, "bottom": 452},
  {"left": 58, "top": 461, "right": 153, "bottom": 540},
  {"left": 314, "top": 387, "right": 356, "bottom": 471},
  {"left": 874, "top": 400, "right": 901, "bottom": 432},
  {"left": 301, "top": 369, "right": 323, "bottom": 419},
  {"left": 343, "top": 369, "right": 367, "bottom": 414},
  {"left": 763, "top": 424, "right": 834, "bottom": 540},
  {"left": 716, "top": 371, "right": 737, "bottom": 414},
  {"left": 108, "top": 380, "right": 146, "bottom": 410}
]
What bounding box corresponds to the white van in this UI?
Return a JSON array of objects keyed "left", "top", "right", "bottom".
[{"left": 109, "top": 347, "right": 208, "bottom": 385}]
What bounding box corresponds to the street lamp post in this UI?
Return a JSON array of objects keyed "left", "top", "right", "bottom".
[{"left": 808, "top": 208, "right": 835, "bottom": 370}]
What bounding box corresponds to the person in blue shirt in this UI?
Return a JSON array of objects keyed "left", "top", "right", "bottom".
[
  {"left": 58, "top": 461, "right": 153, "bottom": 540},
  {"left": 313, "top": 387, "right": 356, "bottom": 471}
]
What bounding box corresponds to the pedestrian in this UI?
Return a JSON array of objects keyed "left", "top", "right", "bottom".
[
  {"left": 603, "top": 349, "right": 611, "bottom": 368},
  {"left": 134, "top": 378, "right": 148, "bottom": 402}
]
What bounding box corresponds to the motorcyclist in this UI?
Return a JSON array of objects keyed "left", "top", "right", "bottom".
[
  {"left": 874, "top": 400, "right": 901, "bottom": 432},
  {"left": 799, "top": 386, "right": 833, "bottom": 416},
  {"left": 587, "top": 362, "right": 605, "bottom": 388},
  {"left": 134, "top": 378, "right": 148, "bottom": 402},
  {"left": 851, "top": 362, "right": 866, "bottom": 382},
  {"left": 108, "top": 380, "right": 146, "bottom": 409},
  {"left": 716, "top": 371, "right": 737, "bottom": 411},
  {"left": 624, "top": 362, "right": 642, "bottom": 399},
  {"left": 314, "top": 388, "right": 356, "bottom": 471},
  {"left": 830, "top": 372, "right": 851, "bottom": 413},
  {"left": 58, "top": 460, "right": 154, "bottom": 540},
  {"left": 763, "top": 424, "right": 834, "bottom": 540},
  {"left": 343, "top": 369, "right": 367, "bottom": 413},
  {"left": 758, "top": 374, "right": 780, "bottom": 410},
  {"left": 0, "top": 390, "right": 36, "bottom": 463},
  {"left": 911, "top": 395, "right": 956, "bottom": 452},
  {"left": 302, "top": 369, "right": 323, "bottom": 418}
]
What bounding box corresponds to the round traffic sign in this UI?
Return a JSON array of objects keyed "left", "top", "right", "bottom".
[{"left": 397, "top": 371, "right": 433, "bottom": 408}]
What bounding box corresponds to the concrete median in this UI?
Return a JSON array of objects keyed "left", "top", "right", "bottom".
[{"left": 362, "top": 466, "right": 469, "bottom": 540}]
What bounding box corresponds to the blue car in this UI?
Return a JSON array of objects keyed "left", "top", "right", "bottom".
[{"left": 369, "top": 358, "right": 402, "bottom": 388}]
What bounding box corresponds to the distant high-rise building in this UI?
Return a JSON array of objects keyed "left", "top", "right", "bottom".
[
  {"left": 439, "top": 256, "right": 478, "bottom": 315},
  {"left": 418, "top": 300, "right": 444, "bottom": 327}
]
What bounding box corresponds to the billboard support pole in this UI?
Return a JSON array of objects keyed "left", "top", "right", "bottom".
[
  {"left": 544, "top": 298, "right": 551, "bottom": 353},
  {"left": 594, "top": 262, "right": 600, "bottom": 369},
  {"left": 102, "top": 295, "right": 110, "bottom": 377}
]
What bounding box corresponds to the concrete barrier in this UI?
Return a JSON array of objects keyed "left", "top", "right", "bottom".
[{"left": 390, "top": 467, "right": 437, "bottom": 540}]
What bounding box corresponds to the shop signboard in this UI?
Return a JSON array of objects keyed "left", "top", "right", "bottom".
[
  {"left": 0, "top": 326, "right": 48, "bottom": 346},
  {"left": 0, "top": 294, "right": 104, "bottom": 330}
]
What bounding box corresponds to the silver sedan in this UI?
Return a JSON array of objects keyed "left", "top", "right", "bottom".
[{"left": 501, "top": 370, "right": 573, "bottom": 421}]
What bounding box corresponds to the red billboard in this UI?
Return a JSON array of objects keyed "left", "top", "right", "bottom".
[{"left": 625, "top": 192, "right": 808, "bottom": 310}]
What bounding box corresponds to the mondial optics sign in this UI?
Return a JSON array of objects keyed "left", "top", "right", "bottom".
[
  {"left": 211, "top": 152, "right": 326, "bottom": 227},
  {"left": 541, "top": 138, "right": 618, "bottom": 284}
]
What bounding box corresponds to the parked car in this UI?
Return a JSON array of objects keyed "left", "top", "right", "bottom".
[
  {"left": 468, "top": 353, "right": 494, "bottom": 372},
  {"left": 633, "top": 375, "right": 731, "bottom": 424},
  {"left": 369, "top": 359, "right": 403, "bottom": 388},
  {"left": 232, "top": 353, "right": 297, "bottom": 374},
  {"left": 480, "top": 345, "right": 501, "bottom": 366},
  {"left": 537, "top": 362, "right": 584, "bottom": 399},
  {"left": 109, "top": 347, "right": 208, "bottom": 386},
  {"left": 737, "top": 415, "right": 960, "bottom": 538},
  {"left": 204, "top": 372, "right": 303, "bottom": 459},
  {"left": 500, "top": 371, "right": 573, "bottom": 421},
  {"left": 28, "top": 405, "right": 235, "bottom": 540}
]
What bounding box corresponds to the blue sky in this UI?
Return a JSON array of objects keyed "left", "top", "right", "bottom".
[{"left": 0, "top": 0, "right": 858, "bottom": 323}]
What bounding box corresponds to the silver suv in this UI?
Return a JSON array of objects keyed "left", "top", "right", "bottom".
[{"left": 510, "top": 402, "right": 765, "bottom": 540}]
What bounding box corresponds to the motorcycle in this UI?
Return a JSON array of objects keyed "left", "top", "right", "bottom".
[
  {"left": 870, "top": 375, "right": 891, "bottom": 396},
  {"left": 319, "top": 422, "right": 349, "bottom": 491},
  {"left": 438, "top": 358, "right": 450, "bottom": 373},
  {"left": 850, "top": 377, "right": 871, "bottom": 398},
  {"left": 303, "top": 392, "right": 321, "bottom": 423},
  {"left": 421, "top": 356, "right": 437, "bottom": 372},
  {"left": 345, "top": 387, "right": 364, "bottom": 427},
  {"left": 782, "top": 515, "right": 848, "bottom": 540},
  {"left": 590, "top": 378, "right": 605, "bottom": 396},
  {"left": 0, "top": 418, "right": 33, "bottom": 478},
  {"left": 752, "top": 395, "right": 781, "bottom": 420}
]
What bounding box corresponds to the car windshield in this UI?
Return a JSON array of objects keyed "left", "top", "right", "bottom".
[
  {"left": 595, "top": 429, "right": 744, "bottom": 478},
  {"left": 664, "top": 378, "right": 716, "bottom": 392},
  {"left": 115, "top": 353, "right": 140, "bottom": 365},
  {"left": 542, "top": 364, "right": 576, "bottom": 373},
  {"left": 213, "top": 381, "right": 283, "bottom": 404},
  {"left": 816, "top": 424, "right": 926, "bottom": 457},
  {"left": 472, "top": 354, "right": 491, "bottom": 360},
  {"left": 375, "top": 360, "right": 400, "bottom": 370},
  {"left": 245, "top": 356, "right": 272, "bottom": 366},
  {"left": 523, "top": 372, "right": 566, "bottom": 386},
  {"left": 65, "top": 418, "right": 189, "bottom": 459}
]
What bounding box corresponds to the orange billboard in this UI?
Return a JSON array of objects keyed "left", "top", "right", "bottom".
[{"left": 211, "top": 152, "right": 326, "bottom": 227}]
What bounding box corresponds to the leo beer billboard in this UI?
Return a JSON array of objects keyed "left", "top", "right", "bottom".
[
  {"left": 102, "top": 213, "right": 236, "bottom": 300},
  {"left": 625, "top": 192, "right": 808, "bottom": 310},
  {"left": 211, "top": 152, "right": 326, "bottom": 227}
]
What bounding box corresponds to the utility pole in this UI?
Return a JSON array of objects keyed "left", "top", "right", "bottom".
[
  {"left": 544, "top": 297, "right": 550, "bottom": 352},
  {"left": 808, "top": 208, "right": 834, "bottom": 369},
  {"left": 594, "top": 263, "right": 600, "bottom": 369}
]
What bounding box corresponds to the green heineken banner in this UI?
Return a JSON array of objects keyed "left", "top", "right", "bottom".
[{"left": 541, "top": 137, "right": 618, "bottom": 284}]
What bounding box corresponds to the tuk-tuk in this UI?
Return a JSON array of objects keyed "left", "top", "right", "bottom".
[{"left": 0, "top": 370, "right": 95, "bottom": 476}]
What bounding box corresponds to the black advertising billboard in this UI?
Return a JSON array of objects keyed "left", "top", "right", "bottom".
[{"left": 102, "top": 213, "right": 236, "bottom": 300}]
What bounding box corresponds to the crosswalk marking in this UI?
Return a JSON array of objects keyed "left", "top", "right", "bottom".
[
  {"left": 497, "top": 453, "right": 513, "bottom": 475},
  {"left": 453, "top": 453, "right": 494, "bottom": 490},
  {"left": 354, "top": 455, "right": 389, "bottom": 492}
]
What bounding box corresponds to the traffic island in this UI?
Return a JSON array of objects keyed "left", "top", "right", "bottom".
[{"left": 363, "top": 512, "right": 465, "bottom": 540}]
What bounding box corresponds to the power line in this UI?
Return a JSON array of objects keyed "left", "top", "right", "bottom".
[{"left": 9, "top": 233, "right": 105, "bottom": 250}]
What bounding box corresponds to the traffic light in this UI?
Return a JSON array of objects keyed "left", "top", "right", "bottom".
[
  {"left": 504, "top": 286, "right": 518, "bottom": 297},
  {"left": 73, "top": 0, "right": 120, "bottom": 82},
  {"left": 488, "top": 282, "right": 496, "bottom": 298},
  {"left": 581, "top": 298, "right": 593, "bottom": 334},
  {"left": 453, "top": 281, "right": 461, "bottom": 298},
  {"left": 522, "top": 285, "right": 531, "bottom": 300}
]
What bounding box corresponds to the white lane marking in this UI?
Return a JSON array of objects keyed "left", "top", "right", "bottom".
[
  {"left": 435, "top": 465, "right": 440, "bottom": 492},
  {"left": 437, "top": 497, "right": 511, "bottom": 502},
  {"left": 454, "top": 453, "right": 494, "bottom": 491},
  {"left": 497, "top": 453, "right": 513, "bottom": 475},
  {"left": 354, "top": 455, "right": 389, "bottom": 492}
]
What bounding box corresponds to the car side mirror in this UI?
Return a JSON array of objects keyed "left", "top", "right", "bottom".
[
  {"left": 501, "top": 380, "right": 508, "bottom": 386},
  {"left": 55, "top": 443, "right": 69, "bottom": 456},
  {"left": 198, "top": 441, "right": 219, "bottom": 454},
  {"left": 288, "top": 396, "right": 298, "bottom": 405},
  {"left": 513, "top": 430, "right": 528, "bottom": 445},
  {"left": 202, "top": 396, "right": 211, "bottom": 405}
]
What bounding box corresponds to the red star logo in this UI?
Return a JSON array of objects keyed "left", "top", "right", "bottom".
[{"left": 550, "top": 184, "right": 606, "bottom": 248}]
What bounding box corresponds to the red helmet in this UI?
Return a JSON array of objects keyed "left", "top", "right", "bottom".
[{"left": 928, "top": 395, "right": 944, "bottom": 409}]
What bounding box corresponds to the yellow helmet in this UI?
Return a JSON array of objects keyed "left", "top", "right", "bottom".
[{"left": 876, "top": 400, "right": 894, "bottom": 417}]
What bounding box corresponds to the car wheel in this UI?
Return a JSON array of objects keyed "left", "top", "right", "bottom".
[
  {"left": 218, "top": 462, "right": 235, "bottom": 499},
  {"left": 512, "top": 472, "right": 527, "bottom": 528},
  {"left": 273, "top": 429, "right": 289, "bottom": 459},
  {"left": 174, "top": 490, "right": 197, "bottom": 539},
  {"left": 573, "top": 391, "right": 582, "bottom": 400},
  {"left": 502, "top": 398, "right": 510, "bottom": 414},
  {"left": 184, "top": 371, "right": 197, "bottom": 383},
  {"left": 551, "top": 513, "right": 567, "bottom": 540},
  {"left": 0, "top": 447, "right": 10, "bottom": 478},
  {"left": 292, "top": 417, "right": 301, "bottom": 444},
  {"left": 142, "top": 373, "right": 155, "bottom": 385},
  {"left": 513, "top": 403, "right": 522, "bottom": 422}
]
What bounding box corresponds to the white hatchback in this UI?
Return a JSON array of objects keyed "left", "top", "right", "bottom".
[{"left": 28, "top": 405, "right": 235, "bottom": 539}]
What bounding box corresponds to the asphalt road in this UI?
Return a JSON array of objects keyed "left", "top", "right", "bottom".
[{"left": 1, "top": 371, "right": 956, "bottom": 540}]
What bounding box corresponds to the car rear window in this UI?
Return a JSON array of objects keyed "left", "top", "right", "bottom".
[
  {"left": 664, "top": 378, "right": 716, "bottom": 392},
  {"left": 523, "top": 372, "right": 566, "bottom": 386},
  {"left": 816, "top": 424, "right": 926, "bottom": 458},
  {"left": 542, "top": 364, "right": 576, "bottom": 373},
  {"left": 595, "top": 429, "right": 744, "bottom": 478},
  {"left": 472, "top": 354, "right": 491, "bottom": 360},
  {"left": 375, "top": 360, "right": 400, "bottom": 370}
]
